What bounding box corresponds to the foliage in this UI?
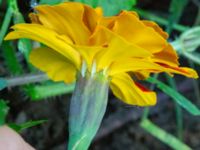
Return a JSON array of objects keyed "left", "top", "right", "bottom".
[{"left": 0, "top": 100, "right": 9, "bottom": 126}]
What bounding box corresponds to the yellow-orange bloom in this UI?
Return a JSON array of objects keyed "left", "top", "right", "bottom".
[{"left": 5, "top": 2, "right": 198, "bottom": 106}]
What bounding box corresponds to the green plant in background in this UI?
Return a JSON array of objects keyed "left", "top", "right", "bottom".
[{"left": 0, "top": 0, "right": 200, "bottom": 150}]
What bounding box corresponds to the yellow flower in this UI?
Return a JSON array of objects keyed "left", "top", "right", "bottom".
[{"left": 5, "top": 2, "right": 198, "bottom": 106}]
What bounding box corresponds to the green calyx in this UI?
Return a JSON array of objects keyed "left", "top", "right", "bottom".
[{"left": 68, "top": 72, "right": 109, "bottom": 150}]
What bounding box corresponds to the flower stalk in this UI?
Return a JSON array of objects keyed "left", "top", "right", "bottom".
[{"left": 68, "top": 72, "right": 109, "bottom": 150}]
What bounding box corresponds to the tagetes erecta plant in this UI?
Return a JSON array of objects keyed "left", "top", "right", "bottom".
[{"left": 5, "top": 2, "right": 198, "bottom": 150}]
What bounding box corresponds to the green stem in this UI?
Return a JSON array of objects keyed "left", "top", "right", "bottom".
[
  {"left": 165, "top": 75, "right": 183, "bottom": 140},
  {"left": 68, "top": 73, "right": 109, "bottom": 150},
  {"left": 0, "top": 6, "right": 13, "bottom": 46}
]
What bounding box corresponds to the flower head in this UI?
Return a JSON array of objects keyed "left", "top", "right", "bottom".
[{"left": 5, "top": 2, "right": 198, "bottom": 106}]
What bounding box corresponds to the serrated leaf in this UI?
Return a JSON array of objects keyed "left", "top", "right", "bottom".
[
  {"left": 147, "top": 77, "right": 200, "bottom": 115},
  {"left": 140, "top": 119, "right": 191, "bottom": 150},
  {"left": 8, "top": 120, "right": 47, "bottom": 132},
  {"left": 25, "top": 82, "right": 75, "bottom": 100},
  {"left": 0, "top": 78, "right": 7, "bottom": 91},
  {"left": 0, "top": 100, "right": 9, "bottom": 126}
]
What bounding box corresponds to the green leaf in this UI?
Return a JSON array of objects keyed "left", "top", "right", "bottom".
[
  {"left": 147, "top": 77, "right": 200, "bottom": 115},
  {"left": 25, "top": 82, "right": 75, "bottom": 100},
  {"left": 2, "top": 41, "right": 23, "bottom": 75},
  {"left": 0, "top": 78, "right": 7, "bottom": 91},
  {"left": 140, "top": 119, "right": 191, "bottom": 150},
  {"left": 8, "top": 120, "right": 47, "bottom": 132},
  {"left": 0, "top": 100, "right": 9, "bottom": 126}
]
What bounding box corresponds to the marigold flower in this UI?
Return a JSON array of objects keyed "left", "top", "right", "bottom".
[
  {"left": 5, "top": 2, "right": 197, "bottom": 106},
  {"left": 5, "top": 2, "right": 198, "bottom": 149}
]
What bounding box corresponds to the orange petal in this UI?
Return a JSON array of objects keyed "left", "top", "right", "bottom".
[
  {"left": 34, "top": 2, "right": 92, "bottom": 44},
  {"left": 111, "top": 11, "right": 168, "bottom": 53},
  {"left": 158, "top": 63, "right": 198, "bottom": 78},
  {"left": 152, "top": 44, "right": 179, "bottom": 67},
  {"left": 142, "top": 20, "right": 169, "bottom": 39}
]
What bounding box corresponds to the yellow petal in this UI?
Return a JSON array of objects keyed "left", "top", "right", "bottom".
[
  {"left": 73, "top": 45, "right": 103, "bottom": 69},
  {"left": 108, "top": 58, "right": 164, "bottom": 76},
  {"left": 34, "top": 2, "right": 92, "bottom": 44},
  {"left": 142, "top": 20, "right": 169, "bottom": 39},
  {"left": 95, "top": 7, "right": 103, "bottom": 16},
  {"left": 30, "top": 47, "right": 77, "bottom": 83},
  {"left": 5, "top": 24, "right": 81, "bottom": 68},
  {"left": 89, "top": 26, "right": 152, "bottom": 71},
  {"left": 111, "top": 11, "right": 168, "bottom": 53},
  {"left": 110, "top": 73, "right": 156, "bottom": 106}
]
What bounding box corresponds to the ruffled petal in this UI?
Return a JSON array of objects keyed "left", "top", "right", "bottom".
[
  {"left": 82, "top": 5, "right": 102, "bottom": 32},
  {"left": 89, "top": 26, "right": 152, "bottom": 71},
  {"left": 33, "top": 2, "right": 94, "bottom": 44},
  {"left": 4, "top": 24, "right": 81, "bottom": 68},
  {"left": 142, "top": 20, "right": 169, "bottom": 39},
  {"left": 111, "top": 11, "right": 168, "bottom": 53},
  {"left": 110, "top": 73, "right": 156, "bottom": 106},
  {"left": 30, "top": 47, "right": 77, "bottom": 83}
]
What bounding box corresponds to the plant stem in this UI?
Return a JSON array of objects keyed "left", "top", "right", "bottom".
[
  {"left": 165, "top": 75, "right": 183, "bottom": 140},
  {"left": 0, "top": 6, "right": 12, "bottom": 46},
  {"left": 68, "top": 73, "right": 109, "bottom": 150},
  {"left": 2, "top": 73, "right": 48, "bottom": 87}
]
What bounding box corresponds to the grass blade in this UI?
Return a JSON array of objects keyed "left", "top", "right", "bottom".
[
  {"left": 140, "top": 119, "right": 191, "bottom": 150},
  {"left": 147, "top": 77, "right": 200, "bottom": 115}
]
